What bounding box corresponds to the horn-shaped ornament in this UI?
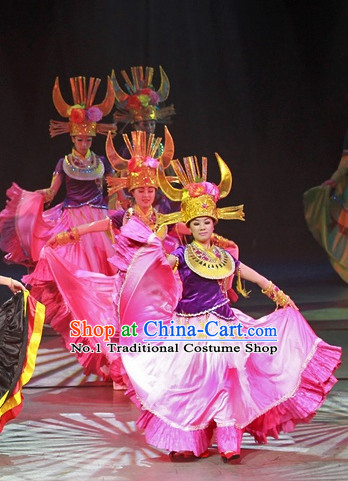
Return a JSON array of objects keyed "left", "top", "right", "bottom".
[
  {"left": 215, "top": 153, "right": 232, "bottom": 199},
  {"left": 110, "top": 69, "right": 128, "bottom": 104},
  {"left": 52, "top": 76, "right": 115, "bottom": 118},
  {"left": 95, "top": 76, "right": 116, "bottom": 115},
  {"left": 156, "top": 66, "right": 170, "bottom": 102},
  {"left": 158, "top": 153, "right": 232, "bottom": 202},
  {"left": 161, "top": 126, "right": 174, "bottom": 169},
  {"left": 105, "top": 131, "right": 129, "bottom": 172}
]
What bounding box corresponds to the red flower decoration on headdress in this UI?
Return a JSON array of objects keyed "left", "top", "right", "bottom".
[
  {"left": 127, "top": 95, "right": 142, "bottom": 110},
  {"left": 70, "top": 108, "right": 86, "bottom": 124},
  {"left": 128, "top": 157, "right": 142, "bottom": 173},
  {"left": 140, "top": 88, "right": 152, "bottom": 96}
]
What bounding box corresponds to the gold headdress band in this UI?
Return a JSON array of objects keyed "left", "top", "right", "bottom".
[
  {"left": 157, "top": 154, "right": 245, "bottom": 225},
  {"left": 111, "top": 66, "right": 175, "bottom": 124},
  {"left": 106, "top": 126, "right": 174, "bottom": 193},
  {"left": 49, "top": 76, "right": 116, "bottom": 137}
]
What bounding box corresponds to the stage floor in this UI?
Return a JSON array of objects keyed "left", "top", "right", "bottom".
[
  {"left": 0, "top": 259, "right": 347, "bottom": 480},
  {"left": 0, "top": 382, "right": 347, "bottom": 481}
]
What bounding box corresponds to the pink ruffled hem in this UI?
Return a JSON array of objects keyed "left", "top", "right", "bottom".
[
  {"left": 244, "top": 340, "right": 341, "bottom": 443},
  {"left": 138, "top": 410, "right": 215, "bottom": 456},
  {"left": 129, "top": 340, "right": 341, "bottom": 456}
]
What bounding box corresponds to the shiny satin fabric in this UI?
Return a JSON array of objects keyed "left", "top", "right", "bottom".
[
  {"left": 0, "top": 182, "right": 116, "bottom": 271},
  {"left": 118, "top": 222, "right": 181, "bottom": 345},
  {"left": 37, "top": 246, "right": 118, "bottom": 376}
]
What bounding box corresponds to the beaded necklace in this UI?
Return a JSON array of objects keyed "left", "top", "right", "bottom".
[{"left": 63, "top": 149, "right": 104, "bottom": 181}]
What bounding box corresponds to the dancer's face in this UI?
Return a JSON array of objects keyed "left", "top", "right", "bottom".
[
  {"left": 189, "top": 217, "right": 215, "bottom": 244},
  {"left": 71, "top": 136, "right": 93, "bottom": 156},
  {"left": 134, "top": 120, "right": 156, "bottom": 135},
  {"left": 132, "top": 186, "right": 156, "bottom": 211}
]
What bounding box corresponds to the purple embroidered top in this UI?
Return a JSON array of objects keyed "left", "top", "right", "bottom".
[
  {"left": 172, "top": 245, "right": 239, "bottom": 320},
  {"left": 55, "top": 156, "right": 113, "bottom": 208}
]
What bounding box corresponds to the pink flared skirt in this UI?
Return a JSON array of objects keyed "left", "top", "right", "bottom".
[
  {"left": 101, "top": 216, "right": 342, "bottom": 456},
  {"left": 121, "top": 308, "right": 341, "bottom": 456}
]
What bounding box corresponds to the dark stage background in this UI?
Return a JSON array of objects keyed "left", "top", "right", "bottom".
[{"left": 0, "top": 0, "right": 347, "bottom": 271}]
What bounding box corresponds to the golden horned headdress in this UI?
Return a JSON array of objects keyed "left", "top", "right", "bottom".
[
  {"left": 157, "top": 154, "right": 245, "bottom": 225},
  {"left": 49, "top": 76, "right": 116, "bottom": 137},
  {"left": 111, "top": 66, "right": 175, "bottom": 125},
  {"left": 106, "top": 126, "right": 174, "bottom": 193}
]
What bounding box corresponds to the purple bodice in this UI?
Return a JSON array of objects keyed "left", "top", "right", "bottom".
[
  {"left": 110, "top": 210, "right": 125, "bottom": 230},
  {"left": 55, "top": 156, "right": 113, "bottom": 208},
  {"left": 172, "top": 246, "right": 239, "bottom": 319}
]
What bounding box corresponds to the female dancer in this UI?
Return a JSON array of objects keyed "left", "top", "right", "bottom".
[
  {"left": 0, "top": 76, "right": 117, "bottom": 276},
  {"left": 110, "top": 65, "right": 178, "bottom": 214},
  {"left": 115, "top": 154, "right": 341, "bottom": 462},
  {"left": 0, "top": 76, "right": 119, "bottom": 355},
  {"left": 304, "top": 129, "right": 348, "bottom": 282},
  {"left": 30, "top": 128, "right": 177, "bottom": 380}
]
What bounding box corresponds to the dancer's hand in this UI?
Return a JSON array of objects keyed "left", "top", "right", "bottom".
[
  {"left": 285, "top": 297, "right": 298, "bottom": 310},
  {"left": 261, "top": 281, "right": 299, "bottom": 310},
  {"left": 0, "top": 275, "right": 25, "bottom": 293},
  {"left": 46, "top": 228, "right": 80, "bottom": 248},
  {"left": 36, "top": 188, "right": 55, "bottom": 203},
  {"left": 9, "top": 278, "right": 26, "bottom": 293}
]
